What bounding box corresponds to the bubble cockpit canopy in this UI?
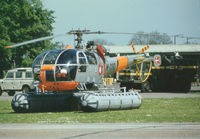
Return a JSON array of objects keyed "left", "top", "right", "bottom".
[{"left": 32, "top": 49, "right": 78, "bottom": 82}]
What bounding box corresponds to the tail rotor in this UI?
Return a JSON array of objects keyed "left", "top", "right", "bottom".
[{"left": 130, "top": 42, "right": 152, "bottom": 83}]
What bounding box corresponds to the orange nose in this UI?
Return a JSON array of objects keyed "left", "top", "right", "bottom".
[{"left": 38, "top": 82, "right": 79, "bottom": 92}]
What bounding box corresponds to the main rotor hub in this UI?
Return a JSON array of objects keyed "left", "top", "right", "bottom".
[{"left": 68, "top": 29, "right": 91, "bottom": 49}]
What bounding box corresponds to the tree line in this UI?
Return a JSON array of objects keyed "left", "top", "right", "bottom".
[
  {"left": 130, "top": 31, "right": 172, "bottom": 45},
  {"left": 1, "top": 0, "right": 194, "bottom": 78},
  {"left": 0, "top": 0, "right": 55, "bottom": 78}
]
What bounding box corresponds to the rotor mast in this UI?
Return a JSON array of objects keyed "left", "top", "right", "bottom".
[{"left": 69, "top": 29, "right": 91, "bottom": 49}]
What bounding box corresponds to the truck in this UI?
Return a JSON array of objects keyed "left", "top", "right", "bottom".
[
  {"left": 0, "top": 68, "right": 35, "bottom": 96},
  {"left": 118, "top": 55, "right": 198, "bottom": 92},
  {"left": 105, "top": 44, "right": 200, "bottom": 92}
]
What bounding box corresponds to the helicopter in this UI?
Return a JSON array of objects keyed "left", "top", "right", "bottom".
[{"left": 6, "top": 29, "right": 161, "bottom": 112}]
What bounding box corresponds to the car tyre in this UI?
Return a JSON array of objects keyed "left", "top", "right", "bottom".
[
  {"left": 0, "top": 88, "right": 2, "bottom": 96},
  {"left": 22, "top": 86, "right": 30, "bottom": 93}
]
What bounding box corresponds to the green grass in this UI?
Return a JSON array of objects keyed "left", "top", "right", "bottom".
[{"left": 0, "top": 98, "right": 200, "bottom": 123}]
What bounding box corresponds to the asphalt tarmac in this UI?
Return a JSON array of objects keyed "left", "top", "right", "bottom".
[
  {"left": 1, "top": 92, "right": 200, "bottom": 101},
  {"left": 0, "top": 85, "right": 200, "bottom": 139},
  {"left": 0, "top": 123, "right": 200, "bottom": 139},
  {"left": 1, "top": 85, "right": 200, "bottom": 101}
]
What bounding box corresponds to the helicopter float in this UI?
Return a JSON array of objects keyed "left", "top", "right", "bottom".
[{"left": 6, "top": 29, "right": 161, "bottom": 112}]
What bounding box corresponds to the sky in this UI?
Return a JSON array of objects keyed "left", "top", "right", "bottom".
[{"left": 41, "top": 0, "right": 200, "bottom": 45}]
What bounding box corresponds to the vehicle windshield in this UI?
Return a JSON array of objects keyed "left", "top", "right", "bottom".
[{"left": 6, "top": 72, "right": 14, "bottom": 79}]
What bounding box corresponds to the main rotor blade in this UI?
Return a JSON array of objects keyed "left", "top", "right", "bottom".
[
  {"left": 96, "top": 31, "right": 137, "bottom": 35},
  {"left": 5, "top": 34, "right": 67, "bottom": 48},
  {"left": 68, "top": 30, "right": 137, "bottom": 35}
]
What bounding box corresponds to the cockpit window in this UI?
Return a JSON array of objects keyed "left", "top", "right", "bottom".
[
  {"left": 85, "top": 51, "right": 97, "bottom": 64},
  {"left": 33, "top": 51, "right": 49, "bottom": 66},
  {"left": 57, "top": 49, "right": 77, "bottom": 64},
  {"left": 43, "top": 50, "right": 62, "bottom": 64},
  {"left": 32, "top": 51, "right": 49, "bottom": 81},
  {"left": 78, "top": 52, "right": 86, "bottom": 64},
  {"left": 79, "top": 52, "right": 84, "bottom": 57},
  {"left": 77, "top": 52, "right": 87, "bottom": 72},
  {"left": 55, "top": 65, "right": 77, "bottom": 81}
]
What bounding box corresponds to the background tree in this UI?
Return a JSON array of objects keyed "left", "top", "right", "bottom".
[
  {"left": 130, "top": 31, "right": 172, "bottom": 45},
  {"left": 0, "top": 0, "right": 55, "bottom": 78}
]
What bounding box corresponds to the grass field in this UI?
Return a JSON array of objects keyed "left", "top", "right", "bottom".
[{"left": 0, "top": 98, "right": 200, "bottom": 123}]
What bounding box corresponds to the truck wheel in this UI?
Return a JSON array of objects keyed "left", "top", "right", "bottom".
[
  {"left": 179, "top": 81, "right": 191, "bottom": 93},
  {"left": 8, "top": 91, "right": 15, "bottom": 96},
  {"left": 0, "top": 88, "right": 2, "bottom": 96},
  {"left": 22, "top": 86, "right": 30, "bottom": 93},
  {"left": 141, "top": 81, "right": 151, "bottom": 92}
]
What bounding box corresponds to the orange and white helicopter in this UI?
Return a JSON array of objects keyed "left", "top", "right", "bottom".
[{"left": 6, "top": 30, "right": 161, "bottom": 112}]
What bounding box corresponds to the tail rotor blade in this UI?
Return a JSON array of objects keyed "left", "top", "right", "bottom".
[
  {"left": 138, "top": 45, "right": 149, "bottom": 54},
  {"left": 131, "top": 42, "right": 137, "bottom": 54}
]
